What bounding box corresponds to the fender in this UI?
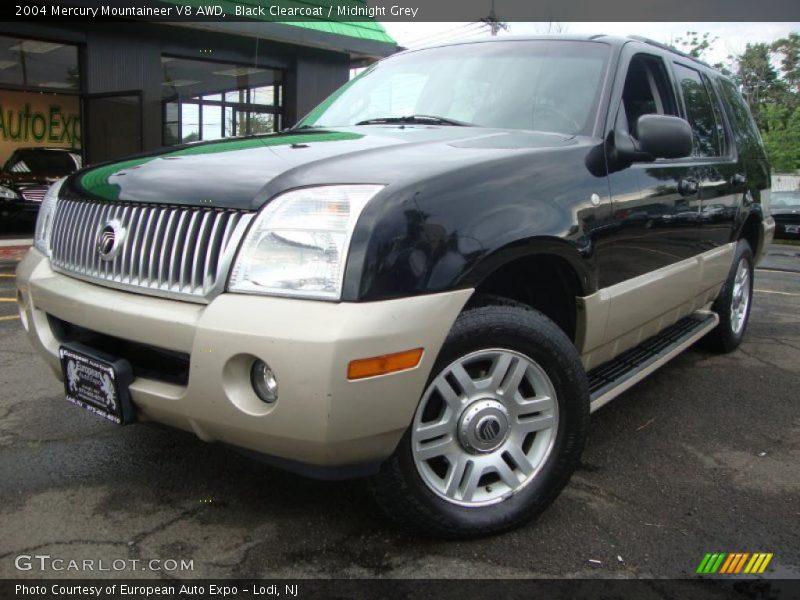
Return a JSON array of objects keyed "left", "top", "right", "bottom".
[
  {"left": 457, "top": 237, "right": 595, "bottom": 296},
  {"left": 343, "top": 140, "right": 610, "bottom": 302}
]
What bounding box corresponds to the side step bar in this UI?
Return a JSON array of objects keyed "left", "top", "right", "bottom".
[{"left": 588, "top": 311, "right": 719, "bottom": 413}]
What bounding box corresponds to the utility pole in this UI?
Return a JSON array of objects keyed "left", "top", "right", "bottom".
[{"left": 482, "top": 0, "right": 508, "bottom": 37}]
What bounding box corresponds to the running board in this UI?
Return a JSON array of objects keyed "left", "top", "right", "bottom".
[{"left": 588, "top": 311, "right": 719, "bottom": 413}]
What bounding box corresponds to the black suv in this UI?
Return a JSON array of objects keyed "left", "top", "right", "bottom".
[{"left": 18, "top": 36, "right": 774, "bottom": 537}]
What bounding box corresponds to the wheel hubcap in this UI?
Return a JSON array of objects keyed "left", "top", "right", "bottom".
[
  {"left": 730, "top": 257, "right": 751, "bottom": 335},
  {"left": 411, "top": 349, "right": 559, "bottom": 507},
  {"left": 458, "top": 400, "right": 510, "bottom": 454}
]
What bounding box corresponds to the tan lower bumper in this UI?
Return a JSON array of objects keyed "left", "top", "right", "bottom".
[
  {"left": 755, "top": 216, "right": 776, "bottom": 265},
  {"left": 16, "top": 248, "right": 472, "bottom": 470}
]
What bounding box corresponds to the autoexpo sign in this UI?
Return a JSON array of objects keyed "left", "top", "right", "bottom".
[{"left": 0, "top": 89, "right": 80, "bottom": 160}]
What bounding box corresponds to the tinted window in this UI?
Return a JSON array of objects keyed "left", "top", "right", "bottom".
[
  {"left": 673, "top": 63, "right": 722, "bottom": 157},
  {"left": 715, "top": 76, "right": 765, "bottom": 158},
  {"left": 305, "top": 41, "right": 610, "bottom": 136},
  {"left": 0, "top": 35, "right": 79, "bottom": 91}
]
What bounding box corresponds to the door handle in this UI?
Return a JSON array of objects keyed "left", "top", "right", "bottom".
[
  {"left": 731, "top": 173, "right": 747, "bottom": 186},
  {"left": 678, "top": 178, "right": 699, "bottom": 196}
]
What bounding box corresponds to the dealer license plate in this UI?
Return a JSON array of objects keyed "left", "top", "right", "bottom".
[
  {"left": 59, "top": 344, "right": 135, "bottom": 424},
  {"left": 785, "top": 225, "right": 799, "bottom": 234}
]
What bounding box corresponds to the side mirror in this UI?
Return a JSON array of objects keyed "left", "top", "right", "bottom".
[{"left": 635, "top": 114, "right": 693, "bottom": 159}]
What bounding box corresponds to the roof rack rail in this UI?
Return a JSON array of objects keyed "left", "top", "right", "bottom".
[{"left": 627, "top": 35, "right": 712, "bottom": 69}]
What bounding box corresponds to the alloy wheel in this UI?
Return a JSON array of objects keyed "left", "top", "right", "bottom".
[
  {"left": 730, "top": 257, "right": 751, "bottom": 335},
  {"left": 411, "top": 349, "right": 559, "bottom": 507}
]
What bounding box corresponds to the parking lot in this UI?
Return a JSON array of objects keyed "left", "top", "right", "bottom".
[{"left": 0, "top": 244, "right": 798, "bottom": 580}]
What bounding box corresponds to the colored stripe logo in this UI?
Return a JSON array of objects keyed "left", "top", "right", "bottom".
[{"left": 697, "top": 553, "right": 773, "bottom": 574}]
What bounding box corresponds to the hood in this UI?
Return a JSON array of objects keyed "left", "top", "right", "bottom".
[
  {"left": 771, "top": 206, "right": 800, "bottom": 216},
  {"left": 65, "top": 126, "right": 577, "bottom": 210}
]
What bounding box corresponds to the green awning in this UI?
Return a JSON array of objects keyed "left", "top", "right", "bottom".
[{"left": 162, "top": 0, "right": 396, "bottom": 45}]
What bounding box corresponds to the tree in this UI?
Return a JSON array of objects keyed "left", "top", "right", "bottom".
[
  {"left": 674, "top": 31, "right": 718, "bottom": 59},
  {"left": 735, "top": 43, "right": 784, "bottom": 117},
  {"left": 672, "top": 31, "right": 731, "bottom": 74},
  {"left": 760, "top": 104, "right": 800, "bottom": 172},
  {"left": 772, "top": 32, "right": 800, "bottom": 93}
]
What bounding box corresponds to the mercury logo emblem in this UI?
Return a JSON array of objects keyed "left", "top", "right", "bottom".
[
  {"left": 97, "top": 220, "right": 125, "bottom": 261},
  {"left": 476, "top": 416, "right": 502, "bottom": 443}
]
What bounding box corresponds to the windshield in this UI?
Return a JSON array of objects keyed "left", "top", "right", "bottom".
[
  {"left": 4, "top": 149, "right": 79, "bottom": 174},
  {"left": 772, "top": 192, "right": 800, "bottom": 208},
  {"left": 302, "top": 40, "right": 610, "bottom": 136}
]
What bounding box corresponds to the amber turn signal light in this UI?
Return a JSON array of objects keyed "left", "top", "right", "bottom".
[{"left": 347, "top": 348, "right": 424, "bottom": 380}]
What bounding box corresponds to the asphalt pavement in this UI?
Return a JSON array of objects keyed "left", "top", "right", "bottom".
[{"left": 0, "top": 245, "right": 798, "bottom": 580}]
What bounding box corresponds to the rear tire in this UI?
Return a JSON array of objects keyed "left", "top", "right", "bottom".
[
  {"left": 369, "top": 300, "right": 589, "bottom": 538},
  {"left": 700, "top": 240, "right": 754, "bottom": 353}
]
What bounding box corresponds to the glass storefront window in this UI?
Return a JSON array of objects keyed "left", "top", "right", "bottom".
[
  {"left": 180, "top": 104, "right": 199, "bottom": 143},
  {"left": 0, "top": 34, "right": 79, "bottom": 91},
  {"left": 161, "top": 56, "right": 282, "bottom": 145},
  {"left": 0, "top": 36, "right": 81, "bottom": 167},
  {"left": 202, "top": 105, "right": 223, "bottom": 140},
  {"left": 250, "top": 86, "right": 275, "bottom": 106},
  {"left": 249, "top": 112, "right": 275, "bottom": 134}
]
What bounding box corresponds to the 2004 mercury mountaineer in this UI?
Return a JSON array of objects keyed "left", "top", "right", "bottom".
[{"left": 17, "top": 36, "right": 774, "bottom": 537}]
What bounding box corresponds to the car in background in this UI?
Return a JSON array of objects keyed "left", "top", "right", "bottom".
[
  {"left": 771, "top": 191, "right": 800, "bottom": 239},
  {"left": 0, "top": 147, "right": 82, "bottom": 226}
]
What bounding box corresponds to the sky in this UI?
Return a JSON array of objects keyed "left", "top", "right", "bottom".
[{"left": 381, "top": 22, "right": 800, "bottom": 67}]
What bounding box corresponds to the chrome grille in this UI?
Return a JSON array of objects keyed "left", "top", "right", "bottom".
[
  {"left": 49, "top": 199, "right": 253, "bottom": 302},
  {"left": 20, "top": 185, "right": 48, "bottom": 202}
]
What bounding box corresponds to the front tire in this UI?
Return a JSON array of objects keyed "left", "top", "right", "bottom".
[
  {"left": 369, "top": 301, "right": 589, "bottom": 538},
  {"left": 701, "top": 240, "right": 754, "bottom": 353}
]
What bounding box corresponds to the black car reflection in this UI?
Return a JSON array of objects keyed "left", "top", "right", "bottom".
[{"left": 0, "top": 147, "right": 82, "bottom": 224}]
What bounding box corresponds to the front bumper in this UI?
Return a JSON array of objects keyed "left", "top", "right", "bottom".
[
  {"left": 755, "top": 216, "right": 776, "bottom": 264},
  {"left": 16, "top": 249, "right": 472, "bottom": 475},
  {"left": 773, "top": 217, "right": 800, "bottom": 239}
]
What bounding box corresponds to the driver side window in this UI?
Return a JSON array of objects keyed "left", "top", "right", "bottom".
[{"left": 620, "top": 54, "right": 679, "bottom": 139}]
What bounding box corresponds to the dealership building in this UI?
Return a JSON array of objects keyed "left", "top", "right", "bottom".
[{"left": 0, "top": 8, "right": 396, "bottom": 168}]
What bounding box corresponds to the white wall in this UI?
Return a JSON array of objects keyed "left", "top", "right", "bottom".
[{"left": 773, "top": 174, "right": 800, "bottom": 191}]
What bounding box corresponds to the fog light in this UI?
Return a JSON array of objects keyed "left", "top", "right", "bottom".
[{"left": 251, "top": 360, "right": 278, "bottom": 403}]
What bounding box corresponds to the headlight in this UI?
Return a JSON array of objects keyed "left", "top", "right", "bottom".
[
  {"left": 0, "top": 185, "right": 18, "bottom": 200},
  {"left": 228, "top": 185, "right": 384, "bottom": 300},
  {"left": 34, "top": 178, "right": 65, "bottom": 256}
]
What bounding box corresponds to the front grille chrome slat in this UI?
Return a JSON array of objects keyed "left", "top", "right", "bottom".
[{"left": 49, "top": 199, "right": 253, "bottom": 303}]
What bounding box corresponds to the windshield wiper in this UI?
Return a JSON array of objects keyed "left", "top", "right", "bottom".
[{"left": 355, "top": 115, "right": 473, "bottom": 127}]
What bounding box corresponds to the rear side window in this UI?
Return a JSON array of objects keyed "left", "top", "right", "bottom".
[
  {"left": 673, "top": 63, "right": 722, "bottom": 157},
  {"left": 715, "top": 76, "right": 765, "bottom": 158}
]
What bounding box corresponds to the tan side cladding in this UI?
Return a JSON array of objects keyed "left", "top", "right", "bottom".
[
  {"left": 755, "top": 217, "right": 775, "bottom": 265},
  {"left": 577, "top": 243, "right": 734, "bottom": 370},
  {"left": 17, "top": 247, "right": 475, "bottom": 467}
]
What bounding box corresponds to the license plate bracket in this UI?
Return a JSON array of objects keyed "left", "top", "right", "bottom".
[{"left": 59, "top": 343, "right": 135, "bottom": 425}]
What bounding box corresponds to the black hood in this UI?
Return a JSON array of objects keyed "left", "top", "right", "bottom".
[{"left": 65, "top": 126, "right": 577, "bottom": 210}]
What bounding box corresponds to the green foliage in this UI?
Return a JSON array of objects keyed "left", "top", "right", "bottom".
[
  {"left": 760, "top": 103, "right": 800, "bottom": 172},
  {"left": 771, "top": 32, "right": 800, "bottom": 92},
  {"left": 732, "top": 34, "right": 800, "bottom": 172},
  {"left": 674, "top": 31, "right": 718, "bottom": 59}
]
